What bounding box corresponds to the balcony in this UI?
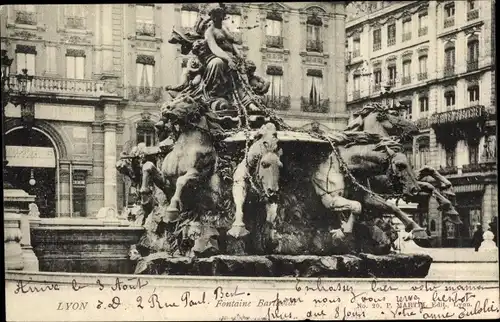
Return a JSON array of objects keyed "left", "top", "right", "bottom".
[
  {"left": 306, "top": 40, "right": 323, "bottom": 53},
  {"left": 462, "top": 163, "right": 496, "bottom": 174},
  {"left": 430, "top": 105, "right": 486, "bottom": 127},
  {"left": 128, "top": 86, "right": 163, "bottom": 103},
  {"left": 444, "top": 66, "right": 455, "bottom": 77},
  {"left": 418, "top": 27, "right": 428, "bottom": 37},
  {"left": 352, "top": 49, "right": 360, "bottom": 58},
  {"left": 402, "top": 32, "right": 412, "bottom": 42},
  {"left": 417, "top": 72, "right": 428, "bottom": 81},
  {"left": 467, "top": 9, "right": 479, "bottom": 21},
  {"left": 387, "top": 79, "right": 396, "bottom": 87},
  {"left": 402, "top": 76, "right": 411, "bottom": 85},
  {"left": 387, "top": 37, "right": 396, "bottom": 47},
  {"left": 262, "top": 95, "right": 291, "bottom": 111},
  {"left": 415, "top": 117, "right": 430, "bottom": 130},
  {"left": 352, "top": 90, "right": 360, "bottom": 100},
  {"left": 66, "top": 17, "right": 85, "bottom": 29},
  {"left": 467, "top": 60, "right": 479, "bottom": 72},
  {"left": 373, "top": 83, "right": 381, "bottom": 93},
  {"left": 136, "top": 22, "right": 155, "bottom": 37},
  {"left": 7, "top": 75, "right": 111, "bottom": 98},
  {"left": 444, "top": 17, "right": 455, "bottom": 28},
  {"left": 373, "top": 42, "right": 381, "bottom": 51},
  {"left": 15, "top": 11, "right": 37, "bottom": 25},
  {"left": 438, "top": 166, "right": 458, "bottom": 176},
  {"left": 265, "top": 35, "right": 283, "bottom": 49},
  {"left": 300, "top": 97, "right": 330, "bottom": 113}
]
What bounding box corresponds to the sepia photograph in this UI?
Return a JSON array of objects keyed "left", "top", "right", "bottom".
[{"left": 2, "top": 1, "right": 499, "bottom": 321}]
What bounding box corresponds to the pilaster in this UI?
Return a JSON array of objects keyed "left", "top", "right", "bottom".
[{"left": 103, "top": 103, "right": 118, "bottom": 210}]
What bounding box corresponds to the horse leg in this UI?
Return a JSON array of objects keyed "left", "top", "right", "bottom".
[
  {"left": 363, "top": 193, "right": 428, "bottom": 239},
  {"left": 418, "top": 166, "right": 452, "bottom": 189},
  {"left": 165, "top": 168, "right": 200, "bottom": 222},
  {"left": 228, "top": 164, "right": 250, "bottom": 238},
  {"left": 319, "top": 194, "right": 362, "bottom": 234}
]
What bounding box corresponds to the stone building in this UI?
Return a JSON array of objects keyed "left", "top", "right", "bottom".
[
  {"left": 1, "top": 2, "right": 348, "bottom": 218},
  {"left": 345, "top": 0, "right": 497, "bottom": 247}
]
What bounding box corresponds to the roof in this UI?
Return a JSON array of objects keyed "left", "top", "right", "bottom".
[{"left": 223, "top": 130, "right": 329, "bottom": 144}]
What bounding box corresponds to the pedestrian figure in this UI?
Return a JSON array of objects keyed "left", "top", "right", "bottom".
[
  {"left": 472, "top": 224, "right": 484, "bottom": 252},
  {"left": 489, "top": 217, "right": 498, "bottom": 246}
]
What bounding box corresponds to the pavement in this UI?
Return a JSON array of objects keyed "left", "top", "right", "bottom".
[{"left": 426, "top": 262, "right": 499, "bottom": 280}]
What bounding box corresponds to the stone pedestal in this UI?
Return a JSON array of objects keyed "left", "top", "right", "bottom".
[{"left": 3, "top": 189, "right": 39, "bottom": 271}]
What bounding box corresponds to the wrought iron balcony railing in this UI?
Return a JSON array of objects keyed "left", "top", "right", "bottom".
[
  {"left": 402, "top": 76, "right": 411, "bottom": 85},
  {"left": 7, "top": 75, "right": 112, "bottom": 97},
  {"left": 387, "top": 79, "right": 396, "bottom": 87},
  {"left": 467, "top": 60, "right": 479, "bottom": 72},
  {"left": 265, "top": 35, "right": 283, "bottom": 49},
  {"left": 444, "top": 66, "right": 455, "bottom": 77},
  {"left": 128, "top": 86, "right": 163, "bottom": 102},
  {"left": 306, "top": 40, "right": 323, "bottom": 53},
  {"left": 352, "top": 49, "right": 360, "bottom": 58},
  {"left": 430, "top": 105, "right": 486, "bottom": 127},
  {"left": 418, "top": 72, "right": 428, "bottom": 81},
  {"left": 66, "top": 17, "right": 85, "bottom": 29},
  {"left": 387, "top": 37, "right": 396, "bottom": 47},
  {"left": 136, "top": 22, "right": 155, "bottom": 37},
  {"left": 373, "top": 42, "right": 381, "bottom": 51},
  {"left": 438, "top": 166, "right": 458, "bottom": 176},
  {"left": 15, "top": 11, "right": 37, "bottom": 25},
  {"left": 415, "top": 117, "right": 430, "bottom": 130},
  {"left": 444, "top": 17, "right": 455, "bottom": 28},
  {"left": 300, "top": 97, "right": 330, "bottom": 113},
  {"left": 402, "top": 32, "right": 412, "bottom": 42},
  {"left": 262, "top": 95, "right": 291, "bottom": 111},
  {"left": 418, "top": 27, "right": 428, "bottom": 37},
  {"left": 461, "top": 163, "right": 496, "bottom": 174},
  {"left": 352, "top": 90, "right": 360, "bottom": 100},
  {"left": 467, "top": 9, "right": 479, "bottom": 21}
]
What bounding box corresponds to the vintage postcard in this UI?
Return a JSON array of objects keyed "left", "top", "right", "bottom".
[{"left": 3, "top": 1, "right": 499, "bottom": 321}]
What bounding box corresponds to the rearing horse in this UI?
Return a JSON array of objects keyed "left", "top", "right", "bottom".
[{"left": 140, "top": 96, "right": 220, "bottom": 221}]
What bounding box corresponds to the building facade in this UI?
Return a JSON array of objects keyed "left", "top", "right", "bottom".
[
  {"left": 345, "top": 0, "right": 497, "bottom": 247},
  {"left": 1, "top": 3, "right": 349, "bottom": 218}
]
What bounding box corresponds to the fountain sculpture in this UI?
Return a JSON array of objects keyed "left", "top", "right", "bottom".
[{"left": 117, "top": 3, "right": 459, "bottom": 277}]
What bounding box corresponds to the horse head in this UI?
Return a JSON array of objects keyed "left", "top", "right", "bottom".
[
  {"left": 385, "top": 145, "right": 421, "bottom": 198},
  {"left": 350, "top": 104, "right": 419, "bottom": 139},
  {"left": 254, "top": 123, "right": 282, "bottom": 202}
]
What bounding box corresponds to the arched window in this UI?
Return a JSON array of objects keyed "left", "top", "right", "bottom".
[
  {"left": 416, "top": 136, "right": 430, "bottom": 168},
  {"left": 136, "top": 118, "right": 156, "bottom": 147},
  {"left": 444, "top": 86, "right": 455, "bottom": 108},
  {"left": 467, "top": 36, "right": 479, "bottom": 71},
  {"left": 444, "top": 42, "right": 455, "bottom": 76}
]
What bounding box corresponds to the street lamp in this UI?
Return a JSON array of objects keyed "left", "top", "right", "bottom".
[
  {"left": 380, "top": 83, "right": 394, "bottom": 109},
  {"left": 16, "top": 68, "right": 34, "bottom": 130},
  {"left": 2, "top": 50, "right": 14, "bottom": 168}
]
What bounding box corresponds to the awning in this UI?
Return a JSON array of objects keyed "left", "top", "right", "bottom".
[{"left": 6, "top": 146, "right": 56, "bottom": 168}]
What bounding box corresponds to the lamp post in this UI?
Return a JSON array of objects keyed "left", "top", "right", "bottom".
[
  {"left": 16, "top": 68, "right": 34, "bottom": 130},
  {"left": 380, "top": 83, "right": 394, "bottom": 109},
  {"left": 1, "top": 50, "right": 14, "bottom": 169}
]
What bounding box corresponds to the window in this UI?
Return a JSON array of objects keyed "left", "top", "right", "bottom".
[
  {"left": 419, "top": 96, "right": 429, "bottom": 113},
  {"left": 445, "top": 47, "right": 455, "bottom": 67},
  {"left": 181, "top": 9, "right": 198, "bottom": 28},
  {"left": 445, "top": 90, "right": 455, "bottom": 107},
  {"left": 306, "top": 24, "right": 322, "bottom": 52},
  {"left": 15, "top": 46, "right": 36, "bottom": 75},
  {"left": 136, "top": 5, "right": 155, "bottom": 36},
  {"left": 14, "top": 5, "right": 36, "bottom": 25},
  {"left": 402, "top": 61, "right": 411, "bottom": 78},
  {"left": 445, "top": 3, "right": 455, "bottom": 18},
  {"left": 65, "top": 5, "right": 86, "bottom": 29},
  {"left": 72, "top": 171, "right": 87, "bottom": 217},
  {"left": 419, "top": 56, "right": 428, "bottom": 74},
  {"left": 307, "top": 74, "right": 323, "bottom": 106},
  {"left": 66, "top": 50, "right": 85, "bottom": 79},
  {"left": 266, "top": 19, "right": 282, "bottom": 36},
  {"left": 467, "top": 39, "right": 479, "bottom": 62},
  {"left": 387, "top": 23, "right": 396, "bottom": 39},
  {"left": 136, "top": 122, "right": 156, "bottom": 147},
  {"left": 419, "top": 13, "right": 428, "bottom": 30},
  {"left": 374, "top": 69, "right": 382, "bottom": 84},
  {"left": 353, "top": 74, "right": 360, "bottom": 91},
  {"left": 468, "top": 0, "right": 476, "bottom": 11},
  {"left": 388, "top": 65, "right": 397, "bottom": 81},
  {"left": 373, "top": 28, "right": 381, "bottom": 50},
  {"left": 353, "top": 37, "right": 360, "bottom": 57},
  {"left": 445, "top": 146, "right": 456, "bottom": 167},
  {"left": 268, "top": 74, "right": 283, "bottom": 98},
  {"left": 402, "top": 19, "right": 411, "bottom": 40},
  {"left": 469, "top": 141, "right": 479, "bottom": 165},
  {"left": 468, "top": 85, "right": 480, "bottom": 103},
  {"left": 136, "top": 56, "right": 155, "bottom": 88},
  {"left": 417, "top": 139, "right": 430, "bottom": 168},
  {"left": 225, "top": 14, "right": 241, "bottom": 33}
]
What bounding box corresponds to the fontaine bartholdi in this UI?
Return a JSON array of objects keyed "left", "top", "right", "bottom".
[{"left": 117, "top": 3, "right": 458, "bottom": 277}]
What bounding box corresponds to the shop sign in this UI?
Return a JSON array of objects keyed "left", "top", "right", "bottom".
[
  {"left": 430, "top": 105, "right": 485, "bottom": 126},
  {"left": 6, "top": 146, "right": 56, "bottom": 168},
  {"left": 35, "top": 103, "right": 95, "bottom": 122}
]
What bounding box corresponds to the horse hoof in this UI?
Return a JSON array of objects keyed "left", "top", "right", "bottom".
[
  {"left": 411, "top": 228, "right": 428, "bottom": 240},
  {"left": 227, "top": 225, "right": 250, "bottom": 238},
  {"left": 164, "top": 208, "right": 179, "bottom": 222}
]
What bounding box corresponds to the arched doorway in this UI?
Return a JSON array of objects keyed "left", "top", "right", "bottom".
[{"left": 4, "top": 127, "right": 58, "bottom": 218}]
